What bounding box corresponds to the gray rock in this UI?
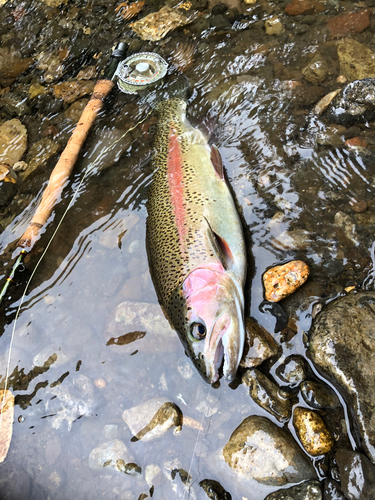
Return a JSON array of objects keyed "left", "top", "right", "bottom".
[
  {"left": 265, "top": 480, "right": 322, "bottom": 499},
  {"left": 88, "top": 439, "right": 136, "bottom": 474},
  {"left": 223, "top": 415, "right": 317, "bottom": 486},
  {"left": 334, "top": 212, "right": 358, "bottom": 246},
  {"left": 242, "top": 369, "right": 292, "bottom": 423},
  {"left": 44, "top": 374, "right": 96, "bottom": 430},
  {"left": 272, "top": 229, "right": 311, "bottom": 251},
  {"left": 309, "top": 291, "right": 375, "bottom": 463},
  {"left": 122, "top": 398, "right": 182, "bottom": 442},
  {"left": 323, "top": 479, "right": 348, "bottom": 500},
  {"left": 326, "top": 78, "right": 375, "bottom": 125},
  {"left": 0, "top": 119, "right": 27, "bottom": 167},
  {"left": 300, "top": 380, "right": 340, "bottom": 410},
  {"left": 276, "top": 355, "right": 307, "bottom": 386},
  {"left": 336, "top": 449, "right": 375, "bottom": 500},
  {"left": 240, "top": 317, "right": 280, "bottom": 369},
  {"left": 0, "top": 93, "right": 30, "bottom": 117}
]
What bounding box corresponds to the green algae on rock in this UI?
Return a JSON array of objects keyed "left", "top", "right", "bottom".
[{"left": 223, "top": 415, "right": 317, "bottom": 486}]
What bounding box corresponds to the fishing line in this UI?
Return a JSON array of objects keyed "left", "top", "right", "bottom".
[
  {"left": 183, "top": 383, "right": 222, "bottom": 500},
  {"left": 0, "top": 109, "right": 153, "bottom": 431}
]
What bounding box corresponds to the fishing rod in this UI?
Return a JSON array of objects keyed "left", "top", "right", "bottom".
[{"left": 0, "top": 45, "right": 168, "bottom": 307}]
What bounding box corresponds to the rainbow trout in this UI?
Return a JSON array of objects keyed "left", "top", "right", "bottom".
[{"left": 146, "top": 82, "right": 247, "bottom": 384}]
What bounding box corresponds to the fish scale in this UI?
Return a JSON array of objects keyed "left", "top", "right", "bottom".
[{"left": 146, "top": 91, "right": 247, "bottom": 383}]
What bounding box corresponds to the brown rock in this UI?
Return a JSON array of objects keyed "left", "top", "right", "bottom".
[
  {"left": 0, "top": 47, "right": 33, "bottom": 86},
  {"left": 263, "top": 260, "right": 310, "bottom": 302},
  {"left": 0, "top": 119, "right": 27, "bottom": 167},
  {"left": 240, "top": 317, "right": 280, "bottom": 369},
  {"left": 293, "top": 407, "right": 334, "bottom": 456},
  {"left": 349, "top": 198, "right": 367, "bottom": 213},
  {"left": 0, "top": 390, "right": 14, "bottom": 463},
  {"left": 285, "top": 0, "right": 325, "bottom": 16},
  {"left": 53, "top": 80, "right": 95, "bottom": 104},
  {"left": 327, "top": 10, "right": 371, "bottom": 39},
  {"left": 338, "top": 39, "right": 375, "bottom": 80}
]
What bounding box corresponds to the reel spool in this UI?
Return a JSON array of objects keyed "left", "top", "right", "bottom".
[{"left": 115, "top": 52, "right": 168, "bottom": 94}]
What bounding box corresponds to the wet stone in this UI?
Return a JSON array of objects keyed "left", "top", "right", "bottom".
[
  {"left": 302, "top": 55, "right": 328, "bottom": 85},
  {"left": 335, "top": 449, "right": 375, "bottom": 500},
  {"left": 199, "top": 479, "right": 232, "bottom": 499},
  {"left": 309, "top": 291, "right": 375, "bottom": 463},
  {"left": 285, "top": 0, "right": 325, "bottom": 16},
  {"left": 0, "top": 92, "right": 30, "bottom": 117},
  {"left": 88, "top": 439, "right": 136, "bottom": 474},
  {"left": 337, "top": 39, "right": 375, "bottom": 81},
  {"left": 327, "top": 10, "right": 371, "bottom": 40},
  {"left": 240, "top": 317, "right": 280, "bottom": 369},
  {"left": 0, "top": 119, "right": 27, "bottom": 167},
  {"left": 0, "top": 47, "right": 33, "bottom": 86},
  {"left": 242, "top": 369, "right": 292, "bottom": 423},
  {"left": 53, "top": 80, "right": 95, "bottom": 104},
  {"left": 323, "top": 479, "right": 348, "bottom": 500},
  {"left": 223, "top": 415, "right": 317, "bottom": 486},
  {"left": 276, "top": 355, "right": 307, "bottom": 386},
  {"left": 265, "top": 480, "right": 322, "bottom": 499},
  {"left": 293, "top": 407, "right": 334, "bottom": 456},
  {"left": 259, "top": 301, "right": 288, "bottom": 332},
  {"left": 326, "top": 78, "right": 375, "bottom": 126},
  {"left": 263, "top": 260, "right": 310, "bottom": 303},
  {"left": 272, "top": 230, "right": 311, "bottom": 251},
  {"left": 334, "top": 211, "right": 358, "bottom": 245},
  {"left": 300, "top": 380, "right": 340, "bottom": 410},
  {"left": 122, "top": 398, "right": 182, "bottom": 442},
  {"left": 22, "top": 138, "right": 61, "bottom": 181},
  {"left": 265, "top": 17, "right": 285, "bottom": 36}
]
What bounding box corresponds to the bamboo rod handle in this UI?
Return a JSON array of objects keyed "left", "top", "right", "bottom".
[{"left": 18, "top": 79, "right": 114, "bottom": 249}]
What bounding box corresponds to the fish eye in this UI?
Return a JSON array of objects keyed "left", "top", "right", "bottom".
[{"left": 191, "top": 322, "right": 207, "bottom": 340}]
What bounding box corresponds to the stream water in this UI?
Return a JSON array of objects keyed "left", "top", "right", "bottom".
[{"left": 1, "top": 0, "right": 375, "bottom": 498}]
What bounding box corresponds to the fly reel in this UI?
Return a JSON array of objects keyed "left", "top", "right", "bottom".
[{"left": 114, "top": 52, "right": 168, "bottom": 94}]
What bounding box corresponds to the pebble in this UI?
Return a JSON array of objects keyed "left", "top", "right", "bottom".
[
  {"left": 28, "top": 83, "right": 46, "bottom": 99},
  {"left": 285, "top": 0, "right": 325, "bottom": 16},
  {"left": 240, "top": 317, "right": 280, "bottom": 369},
  {"left": 94, "top": 378, "right": 106, "bottom": 389},
  {"left": 33, "top": 344, "right": 70, "bottom": 368},
  {"left": 265, "top": 480, "right": 322, "bottom": 499},
  {"left": 334, "top": 211, "right": 359, "bottom": 245},
  {"left": 349, "top": 198, "right": 367, "bottom": 214},
  {"left": 293, "top": 407, "right": 334, "bottom": 456},
  {"left": 223, "top": 415, "right": 317, "bottom": 486},
  {"left": 0, "top": 47, "right": 33, "bottom": 87},
  {"left": 199, "top": 479, "right": 232, "bottom": 499},
  {"left": 242, "top": 369, "right": 292, "bottom": 423},
  {"left": 302, "top": 55, "right": 328, "bottom": 85},
  {"left": 88, "top": 439, "right": 136, "bottom": 473},
  {"left": 12, "top": 161, "right": 28, "bottom": 172},
  {"left": 276, "top": 355, "right": 307, "bottom": 386},
  {"left": 122, "top": 398, "right": 182, "bottom": 442},
  {"left": 265, "top": 17, "right": 285, "bottom": 36},
  {"left": 0, "top": 119, "right": 27, "bottom": 167},
  {"left": 300, "top": 380, "right": 340, "bottom": 410},
  {"left": 53, "top": 80, "right": 95, "bottom": 104},
  {"left": 336, "top": 449, "right": 375, "bottom": 500},
  {"left": 313, "top": 89, "right": 341, "bottom": 115},
  {"left": 64, "top": 99, "right": 89, "bottom": 123},
  {"left": 345, "top": 137, "right": 368, "bottom": 149},
  {"left": 272, "top": 229, "right": 311, "bottom": 251},
  {"left": 263, "top": 261, "right": 310, "bottom": 303},
  {"left": 327, "top": 10, "right": 371, "bottom": 39},
  {"left": 36, "top": 51, "right": 65, "bottom": 83},
  {"left": 337, "top": 39, "right": 375, "bottom": 81}
]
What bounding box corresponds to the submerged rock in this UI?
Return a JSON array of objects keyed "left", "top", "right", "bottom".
[
  {"left": 223, "top": 415, "right": 317, "bottom": 486},
  {"left": 327, "top": 10, "right": 371, "bottom": 39},
  {"left": 0, "top": 47, "right": 33, "bottom": 86},
  {"left": 336, "top": 449, "right": 375, "bottom": 500},
  {"left": 265, "top": 480, "right": 322, "bottom": 499},
  {"left": 337, "top": 39, "right": 375, "bottom": 81},
  {"left": 276, "top": 355, "right": 307, "bottom": 386},
  {"left": 199, "top": 479, "right": 232, "bottom": 499},
  {"left": 309, "top": 291, "right": 375, "bottom": 463},
  {"left": 240, "top": 317, "right": 280, "bottom": 369},
  {"left": 302, "top": 55, "right": 328, "bottom": 85},
  {"left": 88, "top": 439, "right": 137, "bottom": 474},
  {"left": 263, "top": 261, "right": 310, "bottom": 303},
  {"left": 293, "top": 407, "right": 334, "bottom": 456},
  {"left": 300, "top": 380, "right": 340, "bottom": 410},
  {"left": 323, "top": 479, "right": 348, "bottom": 500},
  {"left": 0, "top": 119, "right": 27, "bottom": 167},
  {"left": 22, "top": 138, "right": 61, "bottom": 181},
  {"left": 285, "top": 0, "right": 325, "bottom": 16},
  {"left": 242, "top": 369, "right": 292, "bottom": 423},
  {"left": 122, "top": 398, "right": 182, "bottom": 442},
  {"left": 326, "top": 78, "right": 375, "bottom": 125}
]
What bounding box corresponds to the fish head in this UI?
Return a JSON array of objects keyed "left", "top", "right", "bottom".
[{"left": 181, "top": 266, "right": 245, "bottom": 384}]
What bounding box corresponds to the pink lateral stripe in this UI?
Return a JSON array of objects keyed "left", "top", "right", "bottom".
[{"left": 167, "top": 131, "right": 186, "bottom": 246}]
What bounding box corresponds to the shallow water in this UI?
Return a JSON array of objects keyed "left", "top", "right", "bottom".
[{"left": 1, "top": 0, "right": 375, "bottom": 498}]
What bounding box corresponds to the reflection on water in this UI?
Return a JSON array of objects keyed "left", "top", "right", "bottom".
[{"left": 1, "top": 0, "right": 375, "bottom": 498}]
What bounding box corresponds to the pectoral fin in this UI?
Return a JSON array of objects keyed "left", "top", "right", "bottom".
[
  {"left": 210, "top": 145, "right": 224, "bottom": 179},
  {"left": 204, "top": 217, "right": 234, "bottom": 271}
]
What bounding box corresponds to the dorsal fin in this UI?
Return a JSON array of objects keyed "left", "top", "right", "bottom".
[
  {"left": 204, "top": 217, "right": 234, "bottom": 270},
  {"left": 210, "top": 145, "right": 224, "bottom": 179}
]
